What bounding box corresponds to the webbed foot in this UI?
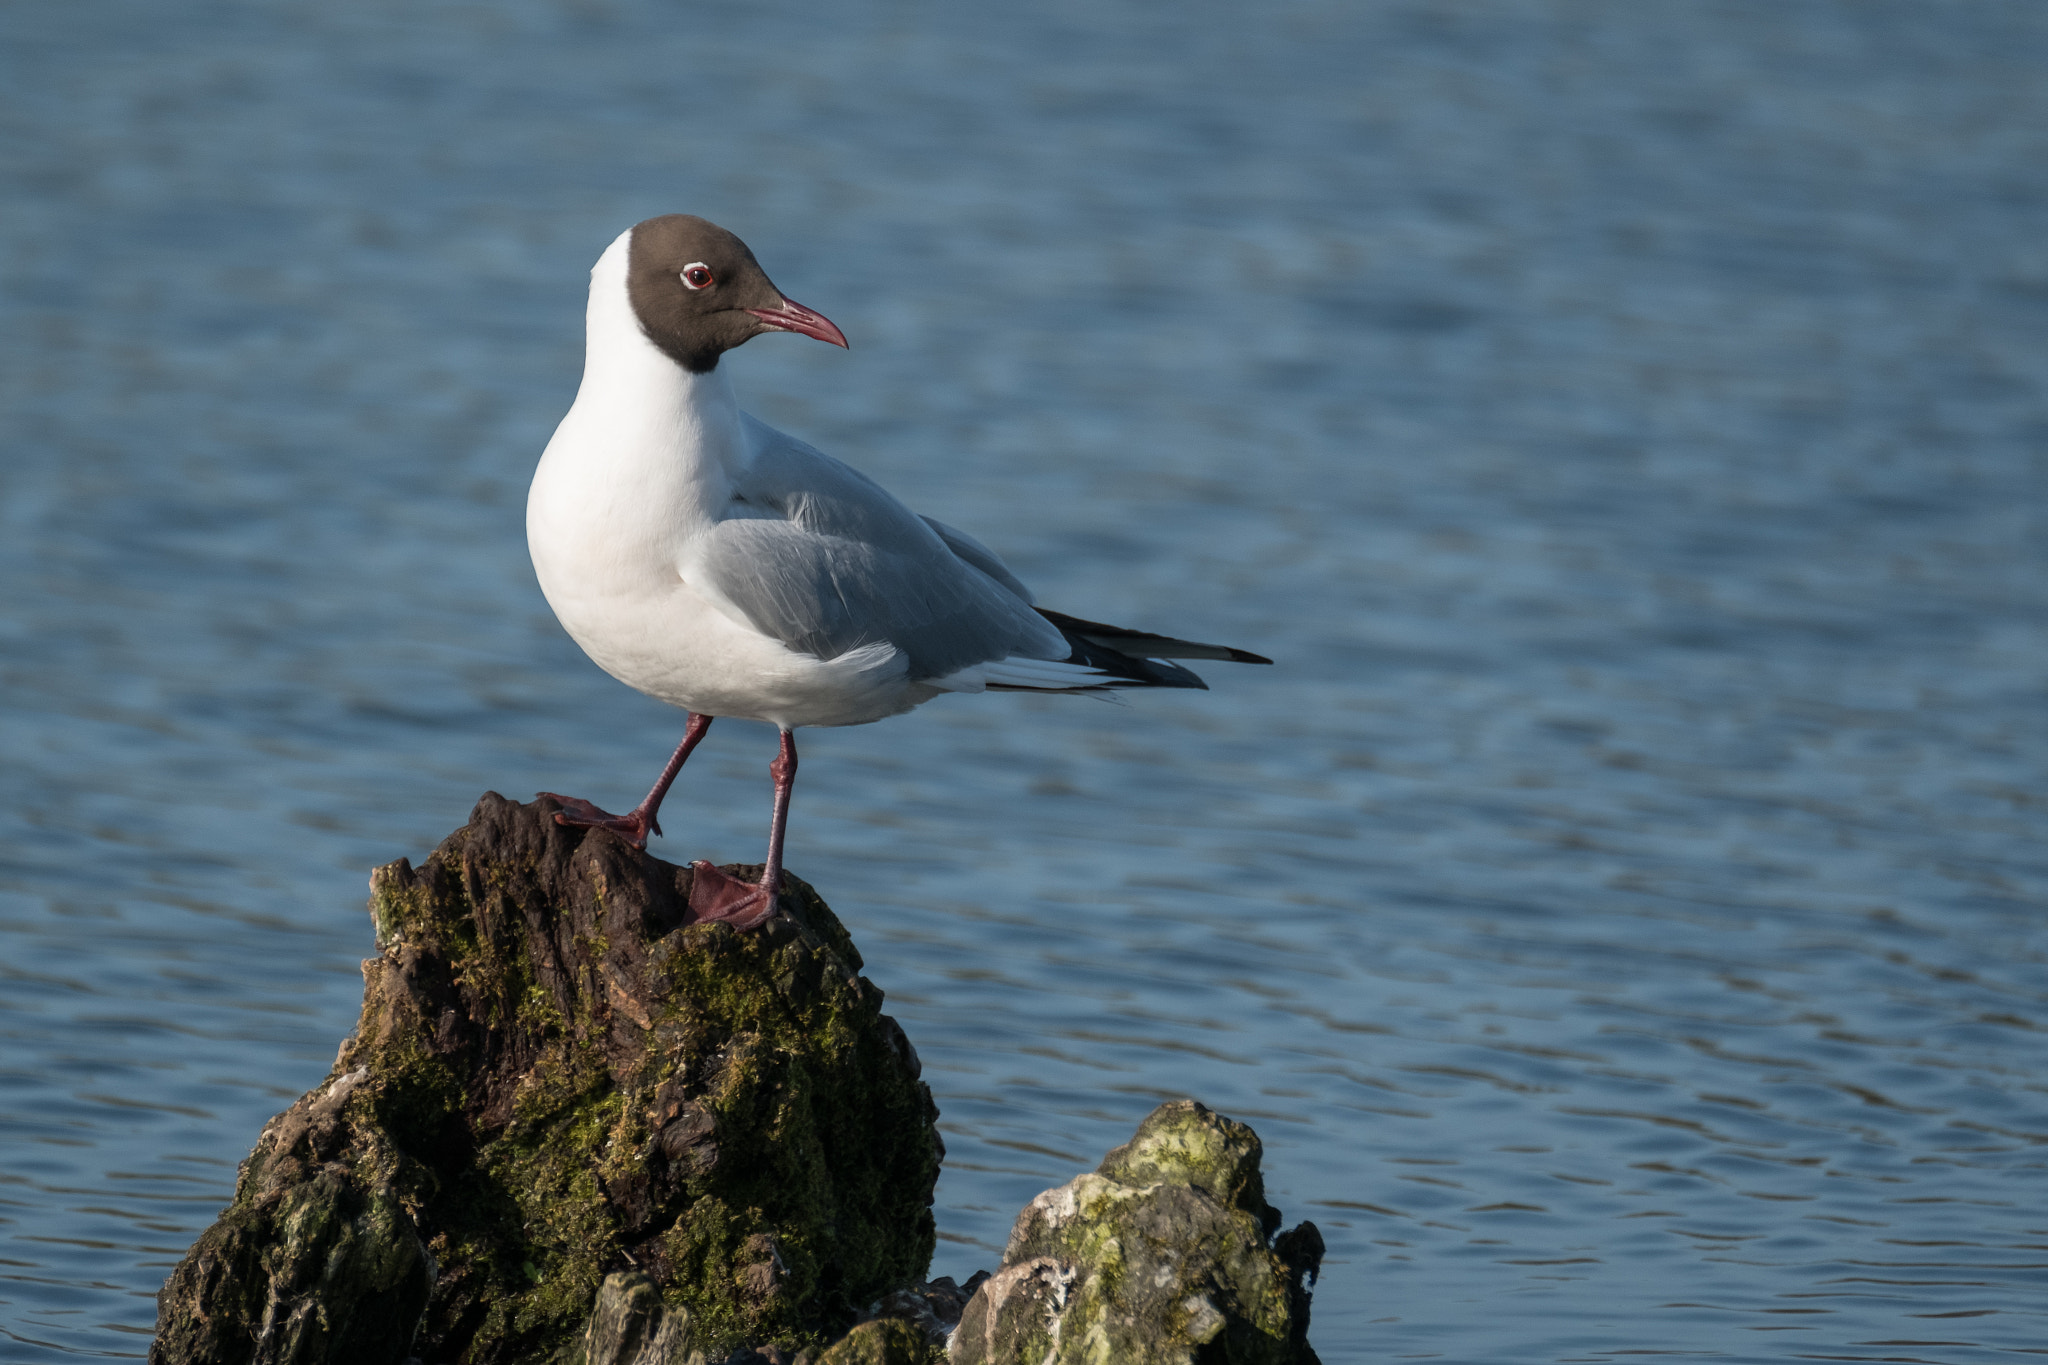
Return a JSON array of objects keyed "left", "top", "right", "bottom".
[
  {"left": 687, "top": 861, "right": 779, "bottom": 930},
  {"left": 540, "top": 793, "right": 660, "bottom": 849}
]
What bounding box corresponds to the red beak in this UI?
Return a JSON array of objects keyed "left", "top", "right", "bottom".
[{"left": 745, "top": 296, "right": 849, "bottom": 349}]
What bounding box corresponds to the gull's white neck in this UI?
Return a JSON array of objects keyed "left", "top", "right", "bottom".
[
  {"left": 529, "top": 231, "right": 752, "bottom": 596},
  {"left": 572, "top": 228, "right": 747, "bottom": 472}
]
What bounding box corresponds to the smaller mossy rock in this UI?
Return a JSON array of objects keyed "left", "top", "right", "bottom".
[
  {"left": 574, "top": 1271, "right": 700, "bottom": 1365},
  {"left": 814, "top": 1317, "right": 941, "bottom": 1365},
  {"left": 153, "top": 794, "right": 943, "bottom": 1365},
  {"left": 950, "top": 1102, "right": 1322, "bottom": 1365}
]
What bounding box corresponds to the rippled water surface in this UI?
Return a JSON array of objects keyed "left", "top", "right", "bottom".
[{"left": 6, "top": 3, "right": 2048, "bottom": 1360}]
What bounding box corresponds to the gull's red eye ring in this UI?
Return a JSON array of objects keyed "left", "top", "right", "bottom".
[{"left": 681, "top": 263, "right": 714, "bottom": 290}]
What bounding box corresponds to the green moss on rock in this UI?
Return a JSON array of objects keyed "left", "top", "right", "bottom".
[
  {"left": 951, "top": 1102, "right": 1323, "bottom": 1365},
  {"left": 813, "top": 1316, "right": 940, "bottom": 1365},
  {"left": 152, "top": 793, "right": 942, "bottom": 1365},
  {"left": 572, "top": 1271, "right": 700, "bottom": 1365}
]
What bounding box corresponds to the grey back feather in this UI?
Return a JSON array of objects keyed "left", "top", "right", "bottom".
[{"left": 682, "top": 419, "right": 1066, "bottom": 679}]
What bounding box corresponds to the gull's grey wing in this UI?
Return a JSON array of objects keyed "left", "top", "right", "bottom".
[
  {"left": 680, "top": 420, "right": 1066, "bottom": 678},
  {"left": 917, "top": 516, "right": 1035, "bottom": 604}
]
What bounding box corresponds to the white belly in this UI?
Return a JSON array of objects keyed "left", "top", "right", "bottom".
[
  {"left": 541, "top": 568, "right": 933, "bottom": 728},
  {"left": 529, "top": 480, "right": 934, "bottom": 729}
]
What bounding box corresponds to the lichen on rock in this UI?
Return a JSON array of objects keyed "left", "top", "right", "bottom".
[
  {"left": 950, "top": 1101, "right": 1323, "bottom": 1365},
  {"left": 575, "top": 1271, "right": 699, "bottom": 1365},
  {"left": 813, "top": 1315, "right": 940, "bottom": 1365},
  {"left": 151, "top": 793, "right": 943, "bottom": 1365}
]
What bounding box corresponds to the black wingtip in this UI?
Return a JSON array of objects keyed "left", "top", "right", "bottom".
[
  {"left": 1033, "top": 616, "right": 1213, "bottom": 690},
  {"left": 1036, "top": 608, "right": 1270, "bottom": 671}
]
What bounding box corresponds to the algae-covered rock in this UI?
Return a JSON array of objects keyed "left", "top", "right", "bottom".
[
  {"left": 949, "top": 1101, "right": 1322, "bottom": 1365},
  {"left": 153, "top": 793, "right": 943, "bottom": 1365},
  {"left": 574, "top": 1268, "right": 945, "bottom": 1365},
  {"left": 814, "top": 1316, "right": 939, "bottom": 1365},
  {"left": 575, "top": 1271, "right": 699, "bottom": 1365},
  {"left": 147, "top": 1096, "right": 434, "bottom": 1365},
  {"left": 849, "top": 1276, "right": 981, "bottom": 1361}
]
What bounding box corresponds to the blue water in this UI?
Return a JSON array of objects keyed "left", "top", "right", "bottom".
[{"left": 5, "top": 3, "right": 2048, "bottom": 1360}]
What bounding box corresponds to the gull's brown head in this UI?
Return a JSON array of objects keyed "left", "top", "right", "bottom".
[{"left": 625, "top": 214, "right": 848, "bottom": 373}]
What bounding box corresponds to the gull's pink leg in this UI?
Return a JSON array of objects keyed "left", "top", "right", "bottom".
[
  {"left": 542, "top": 712, "right": 714, "bottom": 850},
  {"left": 688, "top": 727, "right": 797, "bottom": 929}
]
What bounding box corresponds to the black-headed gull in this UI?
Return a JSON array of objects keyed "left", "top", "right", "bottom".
[{"left": 527, "top": 215, "right": 1269, "bottom": 927}]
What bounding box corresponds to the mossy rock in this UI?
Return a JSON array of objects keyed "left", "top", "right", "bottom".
[
  {"left": 951, "top": 1101, "right": 1323, "bottom": 1365},
  {"left": 813, "top": 1316, "right": 939, "bottom": 1364},
  {"left": 569, "top": 1270, "right": 944, "bottom": 1365},
  {"left": 152, "top": 793, "right": 943, "bottom": 1364}
]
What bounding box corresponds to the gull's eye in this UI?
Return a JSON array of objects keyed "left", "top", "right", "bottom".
[{"left": 681, "top": 263, "right": 714, "bottom": 290}]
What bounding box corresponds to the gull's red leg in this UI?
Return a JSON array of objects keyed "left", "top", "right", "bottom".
[
  {"left": 758, "top": 727, "right": 798, "bottom": 903},
  {"left": 688, "top": 727, "right": 797, "bottom": 929},
  {"left": 542, "top": 712, "right": 714, "bottom": 850}
]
